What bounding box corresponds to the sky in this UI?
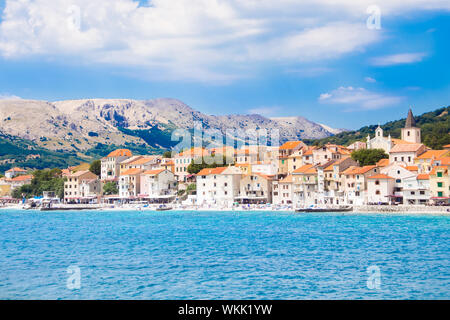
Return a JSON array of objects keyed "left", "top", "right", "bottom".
[{"left": 0, "top": 0, "right": 449, "bottom": 130}]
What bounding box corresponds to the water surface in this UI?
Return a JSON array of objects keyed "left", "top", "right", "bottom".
[{"left": 0, "top": 210, "right": 449, "bottom": 299}]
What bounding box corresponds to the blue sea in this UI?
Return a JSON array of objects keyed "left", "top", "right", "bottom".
[{"left": 0, "top": 209, "right": 449, "bottom": 300}]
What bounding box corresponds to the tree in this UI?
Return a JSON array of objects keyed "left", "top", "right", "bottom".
[
  {"left": 186, "top": 183, "right": 196, "bottom": 194},
  {"left": 163, "top": 151, "right": 172, "bottom": 158},
  {"left": 187, "top": 156, "right": 232, "bottom": 174},
  {"left": 103, "top": 181, "right": 118, "bottom": 195},
  {"left": 12, "top": 168, "right": 65, "bottom": 199},
  {"left": 89, "top": 160, "right": 101, "bottom": 176},
  {"left": 351, "top": 148, "right": 388, "bottom": 166}
]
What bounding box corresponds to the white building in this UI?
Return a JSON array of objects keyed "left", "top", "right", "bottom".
[
  {"left": 101, "top": 149, "right": 133, "bottom": 181},
  {"left": 196, "top": 166, "right": 242, "bottom": 207},
  {"left": 381, "top": 163, "right": 418, "bottom": 203},
  {"left": 119, "top": 168, "right": 142, "bottom": 199},
  {"left": 367, "top": 174, "right": 395, "bottom": 204},
  {"left": 403, "top": 174, "right": 430, "bottom": 205},
  {"left": 272, "top": 175, "right": 293, "bottom": 205},
  {"left": 140, "top": 169, "right": 177, "bottom": 202}
]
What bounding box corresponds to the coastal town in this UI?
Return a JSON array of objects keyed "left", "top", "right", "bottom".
[{"left": 0, "top": 110, "right": 449, "bottom": 211}]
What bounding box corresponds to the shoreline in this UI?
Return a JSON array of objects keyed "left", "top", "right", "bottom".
[{"left": 1, "top": 205, "right": 449, "bottom": 215}]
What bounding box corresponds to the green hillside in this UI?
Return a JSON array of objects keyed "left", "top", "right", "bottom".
[
  {"left": 304, "top": 106, "right": 450, "bottom": 149},
  {"left": 0, "top": 133, "right": 83, "bottom": 172}
]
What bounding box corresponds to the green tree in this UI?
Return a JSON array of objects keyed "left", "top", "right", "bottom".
[
  {"left": 187, "top": 156, "right": 232, "bottom": 174},
  {"left": 103, "top": 181, "right": 118, "bottom": 195},
  {"left": 163, "top": 151, "right": 172, "bottom": 158},
  {"left": 351, "top": 149, "right": 388, "bottom": 166},
  {"left": 186, "top": 183, "right": 196, "bottom": 194},
  {"left": 12, "top": 168, "right": 65, "bottom": 199},
  {"left": 89, "top": 159, "right": 101, "bottom": 176}
]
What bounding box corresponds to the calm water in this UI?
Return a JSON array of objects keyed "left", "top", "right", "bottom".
[{"left": 0, "top": 209, "right": 449, "bottom": 300}]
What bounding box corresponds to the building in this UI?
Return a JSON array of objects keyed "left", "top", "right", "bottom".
[
  {"left": 414, "top": 150, "right": 449, "bottom": 173},
  {"left": 196, "top": 166, "right": 242, "bottom": 207},
  {"left": 119, "top": 156, "right": 144, "bottom": 175},
  {"left": 238, "top": 173, "right": 274, "bottom": 204},
  {"left": 401, "top": 109, "right": 421, "bottom": 144},
  {"left": 118, "top": 168, "right": 143, "bottom": 199},
  {"left": 429, "top": 166, "right": 449, "bottom": 204},
  {"left": 367, "top": 174, "right": 395, "bottom": 204},
  {"left": 347, "top": 141, "right": 367, "bottom": 151},
  {"left": 342, "top": 165, "right": 379, "bottom": 205},
  {"left": 140, "top": 169, "right": 177, "bottom": 203},
  {"left": 380, "top": 163, "right": 418, "bottom": 204},
  {"left": 278, "top": 141, "right": 307, "bottom": 175},
  {"left": 389, "top": 143, "right": 427, "bottom": 166},
  {"left": 5, "top": 167, "right": 27, "bottom": 179},
  {"left": 101, "top": 149, "right": 133, "bottom": 181},
  {"left": 9, "top": 175, "right": 33, "bottom": 190},
  {"left": 292, "top": 164, "right": 318, "bottom": 207},
  {"left": 64, "top": 170, "right": 99, "bottom": 203},
  {"left": 403, "top": 174, "right": 430, "bottom": 205},
  {"left": 322, "top": 157, "right": 358, "bottom": 205},
  {"left": 272, "top": 175, "right": 293, "bottom": 205},
  {"left": 312, "top": 144, "right": 351, "bottom": 166},
  {"left": 174, "top": 147, "right": 208, "bottom": 182},
  {"left": 367, "top": 126, "right": 394, "bottom": 153}
]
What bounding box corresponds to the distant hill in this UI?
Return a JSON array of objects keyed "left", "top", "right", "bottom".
[{"left": 304, "top": 106, "right": 450, "bottom": 150}]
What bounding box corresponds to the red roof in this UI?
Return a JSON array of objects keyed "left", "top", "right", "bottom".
[
  {"left": 197, "top": 167, "right": 228, "bottom": 176},
  {"left": 417, "top": 174, "right": 430, "bottom": 180},
  {"left": 10, "top": 175, "right": 33, "bottom": 182},
  {"left": 368, "top": 174, "right": 394, "bottom": 180},
  {"left": 6, "top": 167, "right": 26, "bottom": 172},
  {"left": 107, "top": 149, "right": 132, "bottom": 158},
  {"left": 142, "top": 169, "right": 165, "bottom": 176},
  {"left": 280, "top": 141, "right": 304, "bottom": 150},
  {"left": 121, "top": 168, "right": 142, "bottom": 176}
]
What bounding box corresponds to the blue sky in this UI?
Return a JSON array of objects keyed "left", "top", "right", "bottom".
[{"left": 0, "top": 1, "right": 449, "bottom": 130}]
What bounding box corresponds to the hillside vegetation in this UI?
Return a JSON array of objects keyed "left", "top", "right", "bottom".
[{"left": 304, "top": 106, "right": 450, "bottom": 149}]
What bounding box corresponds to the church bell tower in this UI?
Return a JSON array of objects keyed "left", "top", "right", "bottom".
[{"left": 401, "top": 108, "right": 421, "bottom": 143}]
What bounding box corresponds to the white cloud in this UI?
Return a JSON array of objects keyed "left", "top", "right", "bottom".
[
  {"left": 364, "top": 76, "right": 376, "bottom": 83},
  {"left": 319, "top": 86, "right": 404, "bottom": 110},
  {"left": 0, "top": 0, "right": 448, "bottom": 81},
  {"left": 370, "top": 52, "right": 427, "bottom": 66}
]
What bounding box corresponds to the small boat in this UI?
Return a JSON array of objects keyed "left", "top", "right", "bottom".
[
  {"left": 156, "top": 205, "right": 173, "bottom": 211},
  {"left": 296, "top": 206, "right": 353, "bottom": 213}
]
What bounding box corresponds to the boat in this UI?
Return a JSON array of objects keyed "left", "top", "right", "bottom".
[
  {"left": 156, "top": 205, "right": 173, "bottom": 211},
  {"left": 296, "top": 206, "right": 353, "bottom": 213}
]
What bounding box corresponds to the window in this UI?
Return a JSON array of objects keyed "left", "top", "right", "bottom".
[
  {"left": 410, "top": 191, "right": 415, "bottom": 195},
  {"left": 375, "top": 190, "right": 380, "bottom": 195},
  {"left": 437, "top": 182, "right": 443, "bottom": 188},
  {"left": 437, "top": 172, "right": 443, "bottom": 178},
  {"left": 375, "top": 180, "right": 380, "bottom": 185},
  {"left": 420, "top": 191, "right": 425, "bottom": 195},
  {"left": 396, "top": 179, "right": 401, "bottom": 183},
  {"left": 438, "top": 192, "right": 443, "bottom": 197}
]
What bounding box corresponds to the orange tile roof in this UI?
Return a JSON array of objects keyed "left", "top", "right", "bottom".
[
  {"left": 177, "top": 147, "right": 208, "bottom": 157},
  {"left": 343, "top": 165, "right": 376, "bottom": 175},
  {"left": 303, "top": 149, "right": 314, "bottom": 156},
  {"left": 390, "top": 143, "right": 424, "bottom": 153},
  {"left": 405, "top": 166, "right": 419, "bottom": 171},
  {"left": 253, "top": 173, "right": 275, "bottom": 180},
  {"left": 293, "top": 164, "right": 316, "bottom": 174},
  {"left": 376, "top": 159, "right": 390, "bottom": 167},
  {"left": 129, "top": 157, "right": 157, "bottom": 165},
  {"left": 443, "top": 144, "right": 450, "bottom": 148},
  {"left": 6, "top": 167, "right": 26, "bottom": 172},
  {"left": 430, "top": 166, "right": 448, "bottom": 175},
  {"left": 368, "top": 174, "right": 394, "bottom": 180},
  {"left": 10, "top": 175, "right": 33, "bottom": 182},
  {"left": 69, "top": 170, "right": 96, "bottom": 178},
  {"left": 417, "top": 174, "right": 430, "bottom": 180},
  {"left": 416, "top": 150, "right": 448, "bottom": 160},
  {"left": 107, "top": 149, "right": 132, "bottom": 158},
  {"left": 121, "top": 168, "right": 143, "bottom": 176},
  {"left": 280, "top": 175, "right": 293, "bottom": 183},
  {"left": 280, "top": 141, "right": 304, "bottom": 150},
  {"left": 143, "top": 169, "right": 165, "bottom": 176},
  {"left": 197, "top": 167, "right": 228, "bottom": 176}
]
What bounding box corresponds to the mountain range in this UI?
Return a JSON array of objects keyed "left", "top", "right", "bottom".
[{"left": 0, "top": 98, "right": 340, "bottom": 153}]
